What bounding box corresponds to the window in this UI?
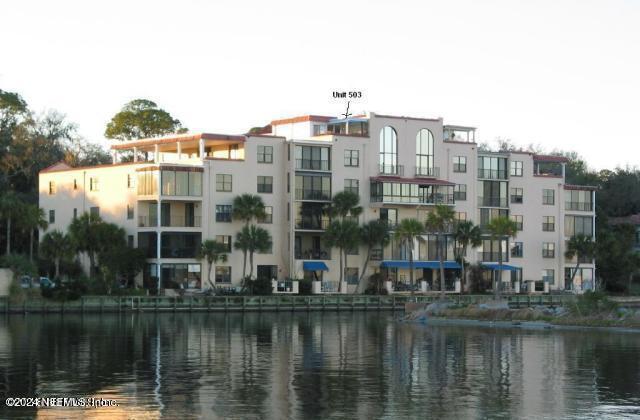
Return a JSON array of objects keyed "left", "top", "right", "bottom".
[
  {"left": 127, "top": 174, "right": 135, "bottom": 188},
  {"left": 257, "top": 145, "right": 273, "bottom": 163},
  {"left": 48, "top": 210, "right": 55, "bottom": 223},
  {"left": 73, "top": 208, "right": 77, "bottom": 219},
  {"left": 511, "top": 242, "right": 523, "bottom": 257},
  {"left": 565, "top": 190, "right": 593, "bottom": 211},
  {"left": 542, "top": 216, "right": 555, "bottom": 232},
  {"left": 344, "top": 150, "right": 359, "bottom": 167},
  {"left": 127, "top": 235, "right": 134, "bottom": 248},
  {"left": 479, "top": 208, "right": 509, "bottom": 227},
  {"left": 161, "top": 232, "right": 201, "bottom": 258},
  {"left": 216, "top": 235, "right": 232, "bottom": 252},
  {"left": 511, "top": 215, "right": 523, "bottom": 231},
  {"left": 216, "top": 205, "right": 232, "bottom": 222},
  {"left": 478, "top": 156, "right": 508, "bottom": 179},
  {"left": 345, "top": 267, "right": 359, "bottom": 285},
  {"left": 453, "top": 156, "right": 467, "bottom": 173},
  {"left": 379, "top": 126, "right": 398, "bottom": 174},
  {"left": 295, "top": 145, "right": 331, "bottom": 170},
  {"left": 161, "top": 170, "right": 202, "bottom": 196},
  {"left": 542, "top": 242, "right": 555, "bottom": 258},
  {"left": 510, "top": 161, "right": 523, "bottom": 176},
  {"left": 137, "top": 170, "right": 158, "bottom": 195},
  {"left": 296, "top": 174, "right": 331, "bottom": 200},
  {"left": 215, "top": 266, "right": 231, "bottom": 283},
  {"left": 257, "top": 176, "right": 273, "bottom": 193},
  {"left": 542, "top": 269, "right": 555, "bottom": 283},
  {"left": 543, "top": 189, "right": 555, "bottom": 205},
  {"left": 344, "top": 179, "right": 359, "bottom": 195},
  {"left": 479, "top": 181, "right": 508, "bottom": 207},
  {"left": 127, "top": 204, "right": 134, "bottom": 220},
  {"left": 565, "top": 215, "right": 594, "bottom": 237},
  {"left": 89, "top": 177, "right": 99, "bottom": 191},
  {"left": 454, "top": 184, "right": 467, "bottom": 201},
  {"left": 258, "top": 206, "right": 273, "bottom": 224},
  {"left": 90, "top": 207, "right": 100, "bottom": 217},
  {"left": 416, "top": 129, "right": 434, "bottom": 176},
  {"left": 455, "top": 212, "right": 467, "bottom": 222},
  {"left": 216, "top": 174, "right": 232, "bottom": 192},
  {"left": 48, "top": 181, "right": 56, "bottom": 195},
  {"left": 73, "top": 179, "right": 78, "bottom": 190},
  {"left": 380, "top": 208, "right": 398, "bottom": 228},
  {"left": 510, "top": 187, "right": 523, "bottom": 204}
]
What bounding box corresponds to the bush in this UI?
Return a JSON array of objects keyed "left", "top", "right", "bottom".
[
  {"left": 570, "top": 291, "right": 618, "bottom": 316},
  {"left": 41, "top": 278, "right": 87, "bottom": 301},
  {"left": 246, "top": 277, "right": 273, "bottom": 295},
  {"left": 298, "top": 279, "right": 312, "bottom": 295},
  {"left": 0, "top": 254, "right": 37, "bottom": 278}
]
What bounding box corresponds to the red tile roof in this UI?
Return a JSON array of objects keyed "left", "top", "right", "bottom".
[
  {"left": 564, "top": 184, "right": 598, "bottom": 191},
  {"left": 270, "top": 115, "right": 334, "bottom": 126},
  {"left": 533, "top": 154, "right": 569, "bottom": 163},
  {"left": 370, "top": 176, "right": 455, "bottom": 186},
  {"left": 40, "top": 161, "right": 144, "bottom": 174},
  {"left": 110, "top": 133, "right": 245, "bottom": 150}
]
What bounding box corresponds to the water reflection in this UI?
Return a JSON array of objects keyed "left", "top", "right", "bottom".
[{"left": 0, "top": 313, "right": 638, "bottom": 419}]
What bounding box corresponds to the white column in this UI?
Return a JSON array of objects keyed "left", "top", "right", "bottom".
[
  {"left": 154, "top": 144, "right": 160, "bottom": 163},
  {"left": 133, "top": 147, "right": 139, "bottom": 162},
  {"left": 111, "top": 150, "right": 117, "bottom": 164},
  {"left": 385, "top": 280, "right": 393, "bottom": 294},
  {"left": 156, "top": 171, "right": 162, "bottom": 294},
  {"left": 177, "top": 142, "right": 182, "bottom": 160},
  {"left": 292, "top": 281, "right": 299, "bottom": 294},
  {"left": 199, "top": 138, "right": 205, "bottom": 159},
  {"left": 421, "top": 280, "right": 428, "bottom": 293},
  {"left": 454, "top": 279, "right": 461, "bottom": 293},
  {"left": 312, "top": 281, "right": 322, "bottom": 294},
  {"left": 271, "top": 279, "right": 278, "bottom": 294}
]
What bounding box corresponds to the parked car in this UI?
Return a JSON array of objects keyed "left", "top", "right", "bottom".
[{"left": 19, "top": 276, "right": 55, "bottom": 289}]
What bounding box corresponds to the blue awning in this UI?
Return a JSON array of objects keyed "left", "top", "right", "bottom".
[
  {"left": 481, "top": 263, "right": 520, "bottom": 271},
  {"left": 303, "top": 261, "right": 329, "bottom": 271},
  {"left": 380, "top": 260, "right": 460, "bottom": 269}
]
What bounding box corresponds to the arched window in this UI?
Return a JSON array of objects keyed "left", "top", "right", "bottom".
[
  {"left": 379, "top": 126, "right": 398, "bottom": 174},
  {"left": 416, "top": 129, "right": 434, "bottom": 176}
]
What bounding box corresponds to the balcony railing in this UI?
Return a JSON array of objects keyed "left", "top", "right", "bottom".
[
  {"left": 138, "top": 215, "right": 158, "bottom": 227},
  {"left": 371, "top": 193, "right": 455, "bottom": 205},
  {"left": 161, "top": 247, "right": 199, "bottom": 258},
  {"left": 139, "top": 215, "right": 201, "bottom": 227},
  {"left": 295, "top": 159, "right": 330, "bottom": 171},
  {"left": 478, "top": 169, "right": 507, "bottom": 180},
  {"left": 379, "top": 164, "right": 404, "bottom": 176},
  {"left": 371, "top": 248, "right": 383, "bottom": 261},
  {"left": 478, "top": 196, "right": 508, "bottom": 207},
  {"left": 565, "top": 202, "right": 593, "bottom": 211},
  {"left": 295, "top": 249, "right": 331, "bottom": 260},
  {"left": 295, "top": 189, "right": 331, "bottom": 201},
  {"left": 295, "top": 219, "right": 330, "bottom": 230},
  {"left": 415, "top": 166, "right": 440, "bottom": 177},
  {"left": 478, "top": 251, "right": 509, "bottom": 262}
]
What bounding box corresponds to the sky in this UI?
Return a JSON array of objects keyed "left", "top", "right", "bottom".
[{"left": 1, "top": 0, "right": 639, "bottom": 170}]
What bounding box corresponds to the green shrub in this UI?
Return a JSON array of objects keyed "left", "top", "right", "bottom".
[
  {"left": 41, "top": 278, "right": 87, "bottom": 301},
  {"left": 246, "top": 277, "right": 273, "bottom": 295},
  {"left": 569, "top": 291, "right": 618, "bottom": 316},
  {"left": 298, "top": 279, "right": 312, "bottom": 295},
  {"left": 0, "top": 254, "right": 37, "bottom": 278}
]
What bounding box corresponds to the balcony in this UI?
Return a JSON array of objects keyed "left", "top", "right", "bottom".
[
  {"left": 138, "top": 215, "right": 202, "bottom": 228},
  {"left": 478, "top": 196, "right": 508, "bottom": 208},
  {"left": 478, "top": 251, "right": 509, "bottom": 262},
  {"left": 415, "top": 166, "right": 440, "bottom": 177},
  {"left": 295, "top": 189, "right": 331, "bottom": 201},
  {"left": 566, "top": 202, "right": 593, "bottom": 212},
  {"left": 295, "top": 218, "right": 330, "bottom": 230},
  {"left": 295, "top": 249, "right": 331, "bottom": 260},
  {"left": 379, "top": 164, "right": 404, "bottom": 176},
  {"left": 477, "top": 169, "right": 507, "bottom": 180},
  {"left": 295, "top": 159, "right": 330, "bottom": 171}
]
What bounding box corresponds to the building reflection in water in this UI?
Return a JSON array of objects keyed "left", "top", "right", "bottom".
[{"left": 0, "top": 313, "right": 638, "bottom": 419}]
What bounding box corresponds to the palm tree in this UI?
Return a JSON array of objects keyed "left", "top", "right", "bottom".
[
  {"left": 328, "top": 190, "right": 362, "bottom": 220},
  {"left": 453, "top": 220, "right": 482, "bottom": 293},
  {"left": 324, "top": 219, "right": 360, "bottom": 292},
  {"left": 20, "top": 204, "right": 48, "bottom": 262},
  {"left": 234, "top": 225, "right": 272, "bottom": 282},
  {"left": 197, "top": 240, "right": 229, "bottom": 288},
  {"left": 0, "top": 192, "right": 22, "bottom": 256},
  {"left": 232, "top": 194, "right": 266, "bottom": 227},
  {"left": 40, "top": 230, "right": 73, "bottom": 279},
  {"left": 486, "top": 216, "right": 519, "bottom": 298},
  {"left": 357, "top": 220, "right": 391, "bottom": 292},
  {"left": 394, "top": 218, "right": 424, "bottom": 294},
  {"left": 564, "top": 234, "right": 596, "bottom": 291},
  {"left": 425, "top": 205, "right": 456, "bottom": 298},
  {"left": 68, "top": 212, "right": 103, "bottom": 279}
]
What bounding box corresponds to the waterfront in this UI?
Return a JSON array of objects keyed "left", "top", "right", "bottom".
[{"left": 1, "top": 313, "right": 639, "bottom": 419}]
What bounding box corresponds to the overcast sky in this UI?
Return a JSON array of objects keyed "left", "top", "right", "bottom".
[{"left": 1, "top": 0, "right": 638, "bottom": 170}]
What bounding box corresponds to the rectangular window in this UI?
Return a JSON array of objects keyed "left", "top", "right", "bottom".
[
  {"left": 510, "top": 187, "right": 523, "bottom": 204},
  {"left": 565, "top": 189, "right": 593, "bottom": 211},
  {"left": 215, "top": 205, "right": 232, "bottom": 222},
  {"left": 344, "top": 150, "right": 359, "bottom": 167},
  {"left": 216, "top": 174, "right": 232, "bottom": 192},
  {"left": 137, "top": 170, "right": 158, "bottom": 195},
  {"left": 89, "top": 177, "right": 99, "bottom": 191},
  {"left": 127, "top": 204, "right": 134, "bottom": 220},
  {"left": 344, "top": 179, "right": 359, "bottom": 195},
  {"left": 48, "top": 210, "right": 55, "bottom": 223},
  {"left": 258, "top": 206, "right": 273, "bottom": 224},
  {"left": 257, "top": 176, "right": 273, "bottom": 193},
  {"left": 478, "top": 156, "right": 508, "bottom": 179},
  {"left": 127, "top": 235, "right": 134, "bottom": 248},
  {"left": 564, "top": 215, "right": 594, "bottom": 237},
  {"left": 295, "top": 174, "right": 332, "bottom": 200},
  {"left": 345, "top": 267, "right": 359, "bottom": 285},
  {"left": 90, "top": 207, "right": 100, "bottom": 217},
  {"left": 542, "top": 216, "right": 555, "bottom": 232},
  {"left": 543, "top": 189, "right": 555, "bottom": 205},
  {"left": 188, "top": 172, "right": 202, "bottom": 196},
  {"left": 511, "top": 215, "right": 523, "bottom": 231},
  {"left": 479, "top": 208, "right": 509, "bottom": 227},
  {"left": 542, "top": 269, "right": 555, "bottom": 283},
  {"left": 216, "top": 235, "right": 232, "bottom": 252},
  {"left": 215, "top": 266, "right": 232, "bottom": 283},
  {"left": 478, "top": 180, "right": 508, "bottom": 207},
  {"left": 455, "top": 211, "right": 467, "bottom": 222},
  {"left": 453, "top": 156, "right": 467, "bottom": 173},
  {"left": 510, "top": 161, "right": 523, "bottom": 177},
  {"left": 257, "top": 145, "right": 273, "bottom": 163},
  {"left": 295, "top": 145, "right": 331, "bottom": 171},
  {"left": 542, "top": 242, "right": 555, "bottom": 258},
  {"left": 454, "top": 184, "right": 467, "bottom": 201},
  {"left": 511, "top": 242, "right": 523, "bottom": 257},
  {"left": 48, "top": 181, "right": 56, "bottom": 195},
  {"left": 380, "top": 208, "right": 398, "bottom": 228}
]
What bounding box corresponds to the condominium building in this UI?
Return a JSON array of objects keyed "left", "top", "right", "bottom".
[{"left": 38, "top": 112, "right": 596, "bottom": 293}]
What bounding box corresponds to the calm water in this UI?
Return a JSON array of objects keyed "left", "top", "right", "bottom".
[{"left": 0, "top": 312, "right": 639, "bottom": 419}]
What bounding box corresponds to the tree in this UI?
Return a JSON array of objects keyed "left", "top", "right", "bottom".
[
  {"left": 232, "top": 194, "right": 266, "bottom": 227},
  {"left": 234, "top": 225, "right": 272, "bottom": 283},
  {"left": 357, "top": 220, "right": 391, "bottom": 292},
  {"left": 486, "top": 216, "right": 519, "bottom": 298},
  {"left": 564, "top": 234, "right": 596, "bottom": 291},
  {"left": 328, "top": 190, "right": 362, "bottom": 219},
  {"left": 94, "top": 222, "right": 127, "bottom": 293},
  {"left": 105, "top": 99, "right": 187, "bottom": 141},
  {"left": 394, "top": 218, "right": 424, "bottom": 294},
  {"left": 19, "top": 204, "right": 48, "bottom": 261},
  {"left": 0, "top": 192, "right": 23, "bottom": 255},
  {"left": 40, "top": 230, "right": 73, "bottom": 279},
  {"left": 68, "top": 212, "right": 103, "bottom": 279},
  {"left": 325, "top": 219, "right": 360, "bottom": 293},
  {"left": 453, "top": 220, "right": 482, "bottom": 293},
  {"left": 197, "top": 240, "right": 229, "bottom": 288},
  {"left": 425, "top": 205, "right": 456, "bottom": 297}
]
